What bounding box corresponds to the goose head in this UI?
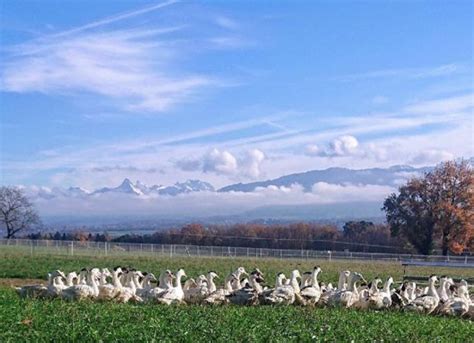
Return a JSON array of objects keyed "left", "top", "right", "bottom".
[
  {"left": 66, "top": 271, "right": 78, "bottom": 285},
  {"left": 275, "top": 272, "right": 286, "bottom": 287},
  {"left": 428, "top": 274, "right": 438, "bottom": 285},
  {"left": 176, "top": 269, "right": 187, "bottom": 279},
  {"left": 197, "top": 275, "right": 208, "bottom": 286},
  {"left": 235, "top": 267, "right": 248, "bottom": 277},
  {"left": 146, "top": 272, "right": 157, "bottom": 283},
  {"left": 207, "top": 271, "right": 219, "bottom": 280},
  {"left": 350, "top": 272, "right": 366, "bottom": 285},
  {"left": 372, "top": 276, "right": 382, "bottom": 288},
  {"left": 51, "top": 270, "right": 66, "bottom": 279},
  {"left": 254, "top": 268, "right": 264, "bottom": 277},
  {"left": 251, "top": 270, "right": 265, "bottom": 282},
  {"left": 313, "top": 266, "right": 322, "bottom": 274},
  {"left": 290, "top": 269, "right": 301, "bottom": 280}
]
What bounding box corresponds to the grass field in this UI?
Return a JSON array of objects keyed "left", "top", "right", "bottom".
[{"left": 0, "top": 251, "right": 473, "bottom": 342}]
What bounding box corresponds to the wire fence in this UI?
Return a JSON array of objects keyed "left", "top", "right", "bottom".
[{"left": 1, "top": 239, "right": 473, "bottom": 265}]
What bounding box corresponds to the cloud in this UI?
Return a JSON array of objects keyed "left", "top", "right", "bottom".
[
  {"left": 403, "top": 93, "right": 474, "bottom": 114},
  {"left": 408, "top": 149, "right": 454, "bottom": 165},
  {"left": 304, "top": 144, "right": 320, "bottom": 156},
  {"left": 335, "top": 63, "right": 464, "bottom": 82},
  {"left": 175, "top": 148, "right": 265, "bottom": 178},
  {"left": 1, "top": 27, "right": 212, "bottom": 112},
  {"left": 91, "top": 165, "right": 158, "bottom": 173},
  {"left": 241, "top": 149, "right": 265, "bottom": 178},
  {"left": 306, "top": 135, "right": 359, "bottom": 157},
  {"left": 30, "top": 181, "right": 394, "bottom": 217},
  {"left": 203, "top": 148, "right": 238, "bottom": 174},
  {"left": 48, "top": 0, "right": 179, "bottom": 38}
]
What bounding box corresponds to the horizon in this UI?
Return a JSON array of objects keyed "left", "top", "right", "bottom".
[{"left": 1, "top": 1, "right": 473, "bottom": 218}]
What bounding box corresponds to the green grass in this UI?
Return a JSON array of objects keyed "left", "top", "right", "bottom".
[
  {"left": 0, "top": 287, "right": 472, "bottom": 342},
  {"left": 0, "top": 251, "right": 473, "bottom": 342},
  {"left": 1, "top": 251, "right": 473, "bottom": 285}
]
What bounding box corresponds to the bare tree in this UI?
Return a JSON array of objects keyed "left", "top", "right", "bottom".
[{"left": 0, "top": 186, "right": 40, "bottom": 239}]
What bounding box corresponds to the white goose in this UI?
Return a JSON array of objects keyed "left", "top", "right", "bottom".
[
  {"left": 156, "top": 269, "right": 187, "bottom": 305},
  {"left": 46, "top": 270, "right": 68, "bottom": 298},
  {"left": 437, "top": 279, "right": 470, "bottom": 317},
  {"left": 353, "top": 277, "right": 381, "bottom": 310},
  {"left": 204, "top": 273, "right": 237, "bottom": 305},
  {"left": 300, "top": 266, "right": 323, "bottom": 306},
  {"left": 368, "top": 276, "right": 393, "bottom": 310},
  {"left": 287, "top": 269, "right": 302, "bottom": 294},
  {"left": 227, "top": 271, "right": 264, "bottom": 306},
  {"left": 62, "top": 269, "right": 100, "bottom": 301},
  {"left": 320, "top": 270, "right": 351, "bottom": 306},
  {"left": 437, "top": 276, "right": 451, "bottom": 303},
  {"left": 135, "top": 272, "right": 157, "bottom": 299},
  {"left": 184, "top": 274, "right": 210, "bottom": 304},
  {"left": 405, "top": 275, "right": 440, "bottom": 314},
  {"left": 147, "top": 270, "right": 175, "bottom": 301},
  {"left": 329, "top": 272, "right": 366, "bottom": 308},
  {"left": 261, "top": 272, "right": 295, "bottom": 305},
  {"left": 231, "top": 267, "right": 248, "bottom": 290},
  {"left": 15, "top": 270, "right": 64, "bottom": 298},
  {"left": 114, "top": 270, "right": 143, "bottom": 303},
  {"left": 97, "top": 267, "right": 121, "bottom": 301},
  {"left": 65, "top": 272, "right": 78, "bottom": 287}
]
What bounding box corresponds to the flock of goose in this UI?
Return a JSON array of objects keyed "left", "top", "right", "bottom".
[{"left": 15, "top": 266, "right": 473, "bottom": 319}]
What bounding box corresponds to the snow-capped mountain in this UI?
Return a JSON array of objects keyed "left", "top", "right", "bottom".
[
  {"left": 93, "top": 178, "right": 144, "bottom": 196},
  {"left": 30, "top": 178, "right": 215, "bottom": 200},
  {"left": 157, "top": 180, "right": 214, "bottom": 196},
  {"left": 61, "top": 187, "right": 91, "bottom": 197},
  {"left": 28, "top": 162, "right": 468, "bottom": 201}
]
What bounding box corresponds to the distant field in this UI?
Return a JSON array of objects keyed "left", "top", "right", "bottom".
[{"left": 0, "top": 252, "right": 472, "bottom": 342}]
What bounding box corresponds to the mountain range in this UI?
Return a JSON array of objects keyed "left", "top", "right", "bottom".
[{"left": 29, "top": 164, "right": 439, "bottom": 200}]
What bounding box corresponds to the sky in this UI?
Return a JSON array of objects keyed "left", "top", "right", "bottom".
[{"left": 1, "top": 0, "right": 473, "bottom": 196}]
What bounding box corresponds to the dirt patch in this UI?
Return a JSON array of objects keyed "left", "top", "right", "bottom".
[{"left": 0, "top": 278, "right": 46, "bottom": 287}]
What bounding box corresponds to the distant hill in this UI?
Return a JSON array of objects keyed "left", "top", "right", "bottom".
[{"left": 219, "top": 165, "right": 433, "bottom": 192}]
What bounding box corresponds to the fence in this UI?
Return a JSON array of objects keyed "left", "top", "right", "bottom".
[{"left": 1, "top": 239, "right": 473, "bottom": 265}]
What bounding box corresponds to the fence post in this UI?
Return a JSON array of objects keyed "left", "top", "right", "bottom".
[
  {"left": 104, "top": 242, "right": 107, "bottom": 256},
  {"left": 70, "top": 241, "right": 74, "bottom": 256},
  {"left": 30, "top": 240, "right": 33, "bottom": 256}
]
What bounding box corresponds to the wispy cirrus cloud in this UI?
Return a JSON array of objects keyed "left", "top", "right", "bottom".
[
  {"left": 334, "top": 63, "right": 466, "bottom": 82},
  {"left": 0, "top": 0, "right": 251, "bottom": 113},
  {"left": 1, "top": 27, "right": 212, "bottom": 112},
  {"left": 48, "top": 0, "right": 179, "bottom": 38}
]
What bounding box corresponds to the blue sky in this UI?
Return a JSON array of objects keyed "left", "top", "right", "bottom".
[{"left": 1, "top": 0, "right": 473, "bottom": 191}]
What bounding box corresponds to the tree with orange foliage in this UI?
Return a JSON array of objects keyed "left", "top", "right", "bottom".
[{"left": 383, "top": 160, "right": 473, "bottom": 255}]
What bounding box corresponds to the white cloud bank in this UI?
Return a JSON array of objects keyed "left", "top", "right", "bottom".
[{"left": 31, "top": 182, "right": 395, "bottom": 217}]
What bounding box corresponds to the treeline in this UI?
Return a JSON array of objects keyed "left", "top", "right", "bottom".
[{"left": 25, "top": 221, "right": 412, "bottom": 253}]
